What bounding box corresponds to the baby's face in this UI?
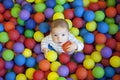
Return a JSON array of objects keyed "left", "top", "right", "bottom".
[{"left": 51, "top": 27, "right": 69, "bottom": 46}]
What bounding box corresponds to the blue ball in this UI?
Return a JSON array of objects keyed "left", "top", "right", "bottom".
[
  {"left": 105, "top": 67, "right": 115, "bottom": 78},
  {"left": 73, "top": 52, "right": 85, "bottom": 63},
  {"left": 79, "top": 28, "right": 89, "bottom": 36},
  {"left": 72, "top": 0, "right": 83, "bottom": 8},
  {"left": 83, "top": 32, "right": 95, "bottom": 44},
  {"left": 74, "top": 6, "right": 84, "bottom": 17},
  {"left": 46, "top": 0, "right": 56, "bottom": 8},
  {"left": 83, "top": 10, "right": 95, "bottom": 22},
  {"left": 16, "top": 25, "right": 24, "bottom": 34},
  {"left": 0, "top": 43, "right": 2, "bottom": 52},
  {"left": 14, "top": 54, "right": 26, "bottom": 66},
  {"left": 0, "top": 24, "right": 4, "bottom": 32},
  {"left": 3, "top": 0, "right": 14, "bottom": 9},
  {"left": 25, "top": 18, "right": 36, "bottom": 29},
  {"left": 97, "top": 22, "right": 109, "bottom": 33},
  {"left": 5, "top": 72, "right": 16, "bottom": 80},
  {"left": 39, "top": 22, "right": 50, "bottom": 33},
  {"left": 25, "top": 57, "right": 36, "bottom": 67},
  {"left": 22, "top": 3, "right": 33, "bottom": 13},
  {"left": 63, "top": 3, "right": 71, "bottom": 10}
]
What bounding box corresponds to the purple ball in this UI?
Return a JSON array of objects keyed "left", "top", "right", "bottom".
[
  {"left": 5, "top": 61, "right": 14, "bottom": 69},
  {"left": 115, "top": 68, "right": 120, "bottom": 74},
  {"left": 116, "top": 15, "right": 120, "bottom": 24},
  {"left": 57, "top": 65, "right": 69, "bottom": 77},
  {"left": 36, "top": 54, "right": 45, "bottom": 63},
  {"left": 0, "top": 77, "right": 3, "bottom": 80},
  {"left": 19, "top": 9, "right": 30, "bottom": 20},
  {"left": 105, "top": 33, "right": 112, "bottom": 38},
  {"left": 67, "top": 78, "right": 73, "bottom": 80},
  {"left": 44, "top": 8, "right": 54, "bottom": 19},
  {"left": 73, "top": 52, "right": 85, "bottom": 63},
  {"left": 13, "top": 42, "right": 24, "bottom": 53},
  {"left": 101, "top": 47, "right": 112, "bottom": 58},
  {"left": 33, "top": 44, "right": 41, "bottom": 54},
  {"left": 95, "top": 63, "right": 104, "bottom": 68},
  {"left": 16, "top": 0, "right": 23, "bottom": 4}
]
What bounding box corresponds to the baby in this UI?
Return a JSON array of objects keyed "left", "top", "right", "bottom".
[{"left": 41, "top": 19, "right": 84, "bottom": 56}]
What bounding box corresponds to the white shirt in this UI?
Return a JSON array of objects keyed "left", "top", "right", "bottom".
[{"left": 41, "top": 33, "right": 84, "bottom": 54}]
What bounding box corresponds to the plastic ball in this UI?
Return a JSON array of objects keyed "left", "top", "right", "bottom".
[
  {"left": 46, "top": 50, "right": 58, "bottom": 62},
  {"left": 14, "top": 54, "right": 26, "bottom": 66},
  {"left": 90, "top": 0, "right": 98, "bottom": 2},
  {"left": 33, "top": 44, "right": 41, "bottom": 54},
  {"left": 35, "top": 0, "right": 44, "bottom": 3},
  {"left": 65, "top": 19, "right": 72, "bottom": 29},
  {"left": 0, "top": 13, "right": 4, "bottom": 22},
  {"left": 53, "top": 12, "right": 64, "bottom": 20},
  {"left": 67, "top": 61, "right": 77, "bottom": 73},
  {"left": 36, "top": 54, "right": 45, "bottom": 63},
  {"left": 47, "top": 72, "right": 59, "bottom": 80},
  {"left": 57, "top": 65, "right": 69, "bottom": 77},
  {"left": 50, "top": 61, "right": 61, "bottom": 72},
  {"left": 83, "top": 58, "right": 95, "bottom": 69},
  {"left": 70, "top": 74, "right": 77, "bottom": 80},
  {"left": 101, "top": 46, "right": 112, "bottom": 58},
  {"left": 3, "top": 0, "right": 14, "bottom": 9},
  {"left": 115, "top": 31, "right": 120, "bottom": 42},
  {"left": 54, "top": 5, "right": 64, "bottom": 13},
  {"left": 0, "top": 68, "right": 6, "bottom": 77},
  {"left": 23, "top": 48, "right": 32, "bottom": 58},
  {"left": 25, "top": 57, "right": 36, "bottom": 67},
  {"left": 112, "top": 74, "right": 120, "bottom": 80},
  {"left": 74, "top": 6, "right": 84, "bottom": 17},
  {"left": 56, "top": 0, "right": 66, "bottom": 5},
  {"left": 59, "top": 53, "right": 70, "bottom": 64},
  {"left": 22, "top": 3, "right": 33, "bottom": 13},
  {"left": 13, "top": 65, "right": 25, "bottom": 74},
  {"left": 94, "top": 10, "right": 105, "bottom": 22},
  {"left": 83, "top": 44, "right": 94, "bottom": 54},
  {"left": 83, "top": 32, "right": 94, "bottom": 44},
  {"left": 97, "top": 22, "right": 109, "bottom": 33},
  {"left": 0, "top": 3, "right": 5, "bottom": 13},
  {"left": 38, "top": 22, "right": 50, "bottom": 33},
  {"left": 0, "top": 58, "right": 5, "bottom": 69},
  {"left": 63, "top": 3, "right": 71, "bottom": 10},
  {"left": 39, "top": 59, "right": 50, "bottom": 71},
  {"left": 17, "top": 17, "right": 25, "bottom": 26},
  {"left": 11, "top": 7, "right": 21, "bottom": 18},
  {"left": 64, "top": 9, "right": 74, "bottom": 19},
  {"left": 25, "top": 68, "right": 35, "bottom": 79},
  {"left": 105, "top": 7, "right": 117, "bottom": 18},
  {"left": 89, "top": 2, "right": 100, "bottom": 11},
  {"left": 4, "top": 21, "right": 15, "bottom": 32},
  {"left": 83, "top": 10, "right": 95, "bottom": 22},
  {"left": 106, "top": 0, "right": 116, "bottom": 7},
  {"left": 62, "top": 41, "right": 72, "bottom": 53},
  {"left": 25, "top": 18, "right": 36, "bottom": 29},
  {"left": 34, "top": 31, "right": 44, "bottom": 42},
  {"left": 79, "top": 28, "right": 89, "bottom": 36},
  {"left": 3, "top": 10, "right": 11, "bottom": 21},
  {"left": 16, "top": 25, "right": 24, "bottom": 34},
  {"left": 73, "top": 52, "right": 85, "bottom": 63},
  {"left": 104, "top": 66, "right": 115, "bottom": 78},
  {"left": 72, "top": 0, "right": 83, "bottom": 8},
  {"left": 110, "top": 56, "right": 120, "bottom": 68},
  {"left": 46, "top": 0, "right": 56, "bottom": 8},
  {"left": 24, "top": 38, "right": 36, "bottom": 49},
  {"left": 70, "top": 27, "right": 79, "bottom": 36},
  {"left": 92, "top": 66, "right": 105, "bottom": 79},
  {"left": 24, "top": 29, "right": 34, "bottom": 38},
  {"left": 109, "top": 23, "right": 119, "bottom": 35},
  {"left": 86, "top": 21, "right": 97, "bottom": 32},
  {"left": 95, "top": 33, "right": 107, "bottom": 44},
  {"left": 33, "top": 70, "right": 44, "bottom": 80},
  {"left": 0, "top": 32, "right": 9, "bottom": 43},
  {"left": 83, "top": 0, "right": 90, "bottom": 7},
  {"left": 98, "top": 1, "right": 106, "bottom": 9},
  {"left": 34, "top": 12, "right": 45, "bottom": 23},
  {"left": 116, "top": 4, "right": 120, "bottom": 14},
  {"left": 44, "top": 8, "right": 54, "bottom": 19},
  {"left": 2, "top": 49, "right": 14, "bottom": 61},
  {"left": 5, "top": 61, "right": 14, "bottom": 69},
  {"left": 26, "top": 0, "right": 34, "bottom": 3},
  {"left": 5, "top": 72, "right": 16, "bottom": 80},
  {"left": 34, "top": 3, "right": 46, "bottom": 12},
  {"left": 91, "top": 51, "right": 102, "bottom": 62},
  {"left": 19, "top": 9, "right": 30, "bottom": 20},
  {"left": 105, "top": 17, "right": 115, "bottom": 24},
  {"left": 16, "top": 73, "right": 27, "bottom": 80},
  {"left": 72, "top": 17, "right": 84, "bottom": 28},
  {"left": 57, "top": 77, "right": 66, "bottom": 80},
  {"left": 76, "top": 36, "right": 84, "bottom": 43},
  {"left": 106, "top": 38, "right": 117, "bottom": 49}
]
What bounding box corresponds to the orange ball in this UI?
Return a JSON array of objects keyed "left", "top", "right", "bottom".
[
  {"left": 116, "top": 42, "right": 120, "bottom": 52},
  {"left": 86, "top": 70, "right": 94, "bottom": 80},
  {"left": 62, "top": 41, "right": 72, "bottom": 53},
  {"left": 98, "top": 1, "right": 107, "bottom": 9},
  {"left": 6, "top": 40, "right": 14, "bottom": 49},
  {"left": 112, "top": 74, "right": 120, "bottom": 80},
  {"left": 95, "top": 33, "right": 106, "bottom": 44},
  {"left": 105, "top": 7, "right": 117, "bottom": 18},
  {"left": 0, "top": 13, "right": 4, "bottom": 22},
  {"left": 34, "top": 12, "right": 45, "bottom": 24},
  {"left": 4, "top": 21, "right": 15, "bottom": 32},
  {"left": 39, "top": 59, "right": 50, "bottom": 71}
]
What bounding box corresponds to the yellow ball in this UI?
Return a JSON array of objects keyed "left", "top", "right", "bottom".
[
  {"left": 53, "top": 12, "right": 64, "bottom": 20},
  {"left": 35, "top": 0, "right": 45, "bottom": 3},
  {"left": 70, "top": 27, "right": 79, "bottom": 36},
  {"left": 85, "top": 55, "right": 91, "bottom": 59},
  {"left": 91, "top": 51, "right": 102, "bottom": 62},
  {"left": 76, "top": 36, "right": 84, "bottom": 43},
  {"left": 65, "top": 19, "right": 72, "bottom": 29},
  {"left": 26, "top": 0, "right": 35, "bottom": 3},
  {"left": 25, "top": 68, "right": 36, "bottom": 79},
  {"left": 34, "top": 31, "right": 44, "bottom": 42},
  {"left": 47, "top": 72, "right": 59, "bottom": 80},
  {"left": 83, "top": 0, "right": 90, "bottom": 7},
  {"left": 67, "top": 0, "right": 74, "bottom": 2},
  {"left": 16, "top": 74, "right": 27, "bottom": 80},
  {"left": 110, "top": 56, "right": 120, "bottom": 68},
  {"left": 86, "top": 21, "right": 97, "bottom": 32},
  {"left": 23, "top": 48, "right": 32, "bottom": 58},
  {"left": 50, "top": 61, "right": 61, "bottom": 72},
  {"left": 90, "top": 0, "right": 98, "bottom": 2},
  {"left": 95, "top": 44, "right": 105, "bottom": 51},
  {"left": 46, "top": 50, "right": 58, "bottom": 62},
  {"left": 70, "top": 74, "right": 77, "bottom": 80},
  {"left": 83, "top": 58, "right": 95, "bottom": 69}
]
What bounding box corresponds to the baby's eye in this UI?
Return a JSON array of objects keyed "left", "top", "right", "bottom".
[
  {"left": 62, "top": 34, "right": 65, "bottom": 36},
  {"left": 53, "top": 34, "right": 57, "bottom": 36}
]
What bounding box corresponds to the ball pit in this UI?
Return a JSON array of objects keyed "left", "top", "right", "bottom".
[{"left": 0, "top": 0, "right": 120, "bottom": 80}]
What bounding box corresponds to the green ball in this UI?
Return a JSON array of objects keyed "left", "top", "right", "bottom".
[
  {"left": 11, "top": 7, "right": 21, "bottom": 18},
  {"left": 56, "top": 0, "right": 66, "bottom": 5},
  {"left": 0, "top": 32, "right": 9, "bottom": 43},
  {"left": 108, "top": 23, "right": 118, "bottom": 35},
  {"left": 34, "top": 3, "right": 46, "bottom": 12},
  {"left": 92, "top": 66, "right": 104, "bottom": 79},
  {"left": 57, "top": 77, "right": 66, "bottom": 80},
  {"left": 105, "top": 17, "right": 115, "bottom": 24},
  {"left": 24, "top": 29, "right": 34, "bottom": 38},
  {"left": 54, "top": 5, "right": 64, "bottom": 13},
  {"left": 2, "top": 49, "right": 14, "bottom": 61},
  {"left": 17, "top": 17, "right": 25, "bottom": 26},
  {"left": 14, "top": 4, "right": 21, "bottom": 8},
  {"left": 106, "top": 0, "right": 116, "bottom": 7},
  {"left": 94, "top": 11, "right": 105, "bottom": 22}
]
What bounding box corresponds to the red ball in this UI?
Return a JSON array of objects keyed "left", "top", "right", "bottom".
[
  {"left": 86, "top": 70, "right": 94, "bottom": 80},
  {"left": 39, "top": 59, "right": 50, "bottom": 71},
  {"left": 0, "top": 68, "right": 6, "bottom": 77},
  {"left": 115, "top": 32, "right": 120, "bottom": 42},
  {"left": 13, "top": 65, "right": 25, "bottom": 74},
  {"left": 59, "top": 53, "right": 70, "bottom": 64},
  {"left": 4, "top": 21, "right": 15, "bottom": 32},
  {"left": 112, "top": 74, "right": 120, "bottom": 80},
  {"left": 101, "top": 58, "right": 110, "bottom": 67},
  {"left": 6, "top": 40, "right": 14, "bottom": 49},
  {"left": 33, "top": 70, "right": 44, "bottom": 80},
  {"left": 0, "top": 13, "right": 4, "bottom": 22},
  {"left": 17, "top": 35, "right": 25, "bottom": 43},
  {"left": 62, "top": 41, "right": 72, "bottom": 53},
  {"left": 95, "top": 33, "right": 107, "bottom": 44},
  {"left": 8, "top": 29, "right": 20, "bottom": 41},
  {"left": 89, "top": 2, "right": 100, "bottom": 11},
  {"left": 116, "top": 4, "right": 120, "bottom": 14},
  {"left": 0, "top": 58, "right": 5, "bottom": 70},
  {"left": 3, "top": 10, "right": 12, "bottom": 20},
  {"left": 72, "top": 17, "right": 84, "bottom": 28},
  {"left": 116, "top": 42, "right": 120, "bottom": 52},
  {"left": 0, "top": 3, "right": 5, "bottom": 13},
  {"left": 67, "top": 61, "right": 77, "bottom": 73},
  {"left": 34, "top": 12, "right": 45, "bottom": 23},
  {"left": 64, "top": 9, "right": 74, "bottom": 19},
  {"left": 10, "top": 17, "right": 17, "bottom": 26},
  {"left": 113, "top": 51, "right": 120, "bottom": 57},
  {"left": 105, "top": 7, "right": 117, "bottom": 18},
  {"left": 105, "top": 38, "right": 117, "bottom": 49},
  {"left": 24, "top": 38, "right": 36, "bottom": 49},
  {"left": 83, "top": 44, "right": 94, "bottom": 54},
  {"left": 98, "top": 1, "right": 106, "bottom": 9}
]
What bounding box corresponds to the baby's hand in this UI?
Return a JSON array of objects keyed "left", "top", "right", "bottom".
[
  {"left": 66, "top": 42, "right": 77, "bottom": 52},
  {"left": 43, "top": 48, "right": 50, "bottom": 58}
]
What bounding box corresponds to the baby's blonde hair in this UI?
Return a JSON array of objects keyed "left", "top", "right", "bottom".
[{"left": 51, "top": 19, "right": 69, "bottom": 31}]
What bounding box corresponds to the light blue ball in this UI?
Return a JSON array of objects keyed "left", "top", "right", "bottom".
[
  {"left": 97, "top": 22, "right": 109, "bottom": 33},
  {"left": 72, "top": 0, "right": 83, "bottom": 8},
  {"left": 74, "top": 6, "right": 84, "bottom": 17},
  {"left": 25, "top": 57, "right": 36, "bottom": 67},
  {"left": 83, "top": 32, "right": 94, "bottom": 44},
  {"left": 16, "top": 25, "right": 24, "bottom": 34},
  {"left": 39, "top": 22, "right": 50, "bottom": 33},
  {"left": 25, "top": 18, "right": 36, "bottom": 30},
  {"left": 83, "top": 10, "right": 95, "bottom": 22},
  {"left": 104, "top": 66, "right": 115, "bottom": 78},
  {"left": 63, "top": 3, "right": 71, "bottom": 10},
  {"left": 0, "top": 24, "right": 4, "bottom": 32},
  {"left": 46, "top": 0, "right": 56, "bottom": 8},
  {"left": 5, "top": 72, "right": 16, "bottom": 80},
  {"left": 14, "top": 54, "right": 26, "bottom": 66},
  {"left": 79, "top": 28, "right": 89, "bottom": 36}
]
